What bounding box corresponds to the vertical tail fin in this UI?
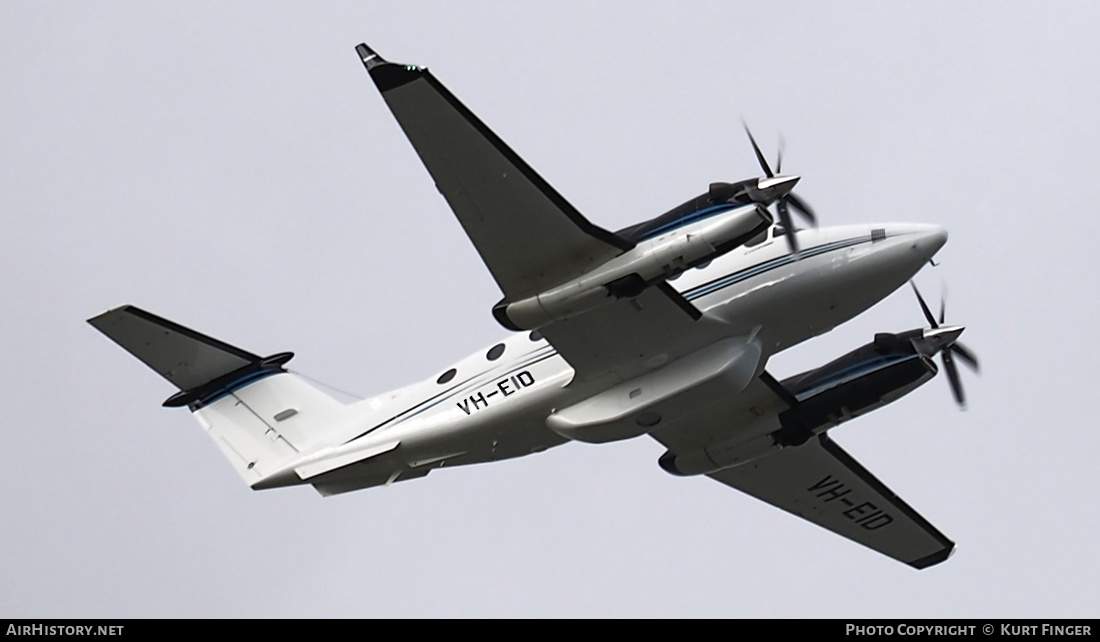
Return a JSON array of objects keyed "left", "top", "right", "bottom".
[
  {"left": 191, "top": 371, "right": 346, "bottom": 484},
  {"left": 88, "top": 305, "right": 345, "bottom": 486}
]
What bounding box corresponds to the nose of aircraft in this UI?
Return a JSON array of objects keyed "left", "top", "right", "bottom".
[
  {"left": 841, "top": 223, "right": 949, "bottom": 305},
  {"left": 907, "top": 224, "right": 948, "bottom": 263}
]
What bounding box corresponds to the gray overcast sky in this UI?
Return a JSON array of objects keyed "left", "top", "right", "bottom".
[{"left": 2, "top": 2, "right": 1098, "bottom": 617}]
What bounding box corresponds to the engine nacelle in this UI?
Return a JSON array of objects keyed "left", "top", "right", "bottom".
[
  {"left": 774, "top": 347, "right": 937, "bottom": 444},
  {"left": 659, "top": 340, "right": 938, "bottom": 477},
  {"left": 494, "top": 204, "right": 769, "bottom": 330}
]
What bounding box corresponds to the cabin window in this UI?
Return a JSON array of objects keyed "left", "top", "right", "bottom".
[
  {"left": 695, "top": 260, "right": 711, "bottom": 270},
  {"left": 529, "top": 330, "right": 543, "bottom": 341},
  {"left": 487, "top": 343, "right": 506, "bottom": 361},
  {"left": 436, "top": 368, "right": 457, "bottom": 385}
]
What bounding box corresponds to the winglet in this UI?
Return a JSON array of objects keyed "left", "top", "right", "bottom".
[
  {"left": 355, "top": 43, "right": 387, "bottom": 70},
  {"left": 354, "top": 42, "right": 423, "bottom": 92}
]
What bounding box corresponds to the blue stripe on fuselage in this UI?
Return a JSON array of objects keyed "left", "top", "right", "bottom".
[{"left": 682, "top": 235, "right": 867, "bottom": 301}]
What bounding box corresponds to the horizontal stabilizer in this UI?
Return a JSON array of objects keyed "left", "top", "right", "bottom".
[
  {"left": 293, "top": 440, "right": 401, "bottom": 481},
  {"left": 90, "top": 305, "right": 353, "bottom": 487},
  {"left": 87, "top": 305, "right": 293, "bottom": 407}
]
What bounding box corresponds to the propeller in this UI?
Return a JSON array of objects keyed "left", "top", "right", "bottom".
[
  {"left": 743, "top": 123, "right": 817, "bottom": 253},
  {"left": 909, "top": 282, "right": 980, "bottom": 409}
]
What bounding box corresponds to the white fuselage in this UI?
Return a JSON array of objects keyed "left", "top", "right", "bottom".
[{"left": 269, "top": 221, "right": 947, "bottom": 491}]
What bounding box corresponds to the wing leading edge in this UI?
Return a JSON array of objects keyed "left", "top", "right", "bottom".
[{"left": 355, "top": 43, "right": 631, "bottom": 302}]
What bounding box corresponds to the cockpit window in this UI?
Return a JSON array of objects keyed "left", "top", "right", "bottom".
[
  {"left": 743, "top": 230, "right": 768, "bottom": 247},
  {"left": 773, "top": 224, "right": 802, "bottom": 238}
]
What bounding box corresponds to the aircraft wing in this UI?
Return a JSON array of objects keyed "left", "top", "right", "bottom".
[
  {"left": 651, "top": 378, "right": 954, "bottom": 569},
  {"left": 355, "top": 43, "right": 631, "bottom": 302},
  {"left": 708, "top": 434, "right": 954, "bottom": 569},
  {"left": 357, "top": 44, "right": 724, "bottom": 381},
  {"left": 540, "top": 282, "right": 739, "bottom": 383}
]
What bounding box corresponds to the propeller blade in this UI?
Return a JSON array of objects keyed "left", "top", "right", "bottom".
[
  {"left": 776, "top": 135, "right": 785, "bottom": 174},
  {"left": 939, "top": 286, "right": 947, "bottom": 326},
  {"left": 785, "top": 192, "right": 817, "bottom": 226},
  {"left": 950, "top": 342, "right": 980, "bottom": 373},
  {"left": 910, "top": 282, "right": 939, "bottom": 329},
  {"left": 743, "top": 123, "right": 774, "bottom": 178},
  {"left": 908, "top": 282, "right": 977, "bottom": 408},
  {"left": 942, "top": 350, "right": 966, "bottom": 408},
  {"left": 777, "top": 200, "right": 800, "bottom": 254}
]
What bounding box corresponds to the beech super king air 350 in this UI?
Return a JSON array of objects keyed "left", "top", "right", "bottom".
[{"left": 89, "top": 43, "right": 978, "bottom": 569}]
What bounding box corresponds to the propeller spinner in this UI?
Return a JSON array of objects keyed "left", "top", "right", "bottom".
[
  {"left": 909, "top": 282, "right": 980, "bottom": 408},
  {"left": 742, "top": 123, "right": 817, "bottom": 253}
]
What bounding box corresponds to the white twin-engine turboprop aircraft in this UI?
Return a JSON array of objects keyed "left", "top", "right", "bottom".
[{"left": 89, "top": 43, "right": 979, "bottom": 569}]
